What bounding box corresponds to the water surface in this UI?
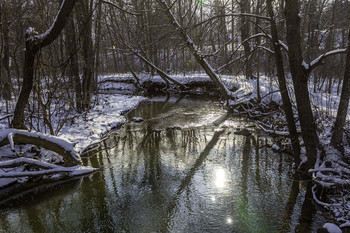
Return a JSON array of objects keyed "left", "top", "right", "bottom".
[{"left": 0, "top": 95, "right": 325, "bottom": 232}]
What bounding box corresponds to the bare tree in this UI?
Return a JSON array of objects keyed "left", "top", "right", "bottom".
[
  {"left": 285, "top": 0, "right": 320, "bottom": 168},
  {"left": 239, "top": 0, "right": 253, "bottom": 78},
  {"left": 331, "top": 25, "right": 350, "bottom": 146},
  {"left": 12, "top": 0, "right": 78, "bottom": 129},
  {"left": 0, "top": 1, "right": 12, "bottom": 101},
  {"left": 266, "top": 0, "right": 301, "bottom": 160}
]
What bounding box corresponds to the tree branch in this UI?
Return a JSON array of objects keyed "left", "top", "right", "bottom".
[
  {"left": 306, "top": 48, "right": 347, "bottom": 73},
  {"left": 100, "top": 0, "right": 141, "bottom": 16}
]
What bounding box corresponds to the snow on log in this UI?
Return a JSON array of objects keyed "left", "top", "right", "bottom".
[
  {"left": 0, "top": 165, "right": 95, "bottom": 178},
  {"left": 0, "top": 129, "right": 81, "bottom": 166}
]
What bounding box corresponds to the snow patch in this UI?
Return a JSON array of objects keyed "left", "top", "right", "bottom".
[{"left": 322, "top": 223, "right": 342, "bottom": 233}]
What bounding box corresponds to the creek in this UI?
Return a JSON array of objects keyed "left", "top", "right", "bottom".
[{"left": 0, "top": 95, "right": 326, "bottom": 232}]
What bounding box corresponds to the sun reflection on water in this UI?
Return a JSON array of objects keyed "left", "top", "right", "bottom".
[{"left": 214, "top": 167, "right": 227, "bottom": 189}]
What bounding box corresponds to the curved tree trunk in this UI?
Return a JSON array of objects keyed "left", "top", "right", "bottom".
[
  {"left": 12, "top": 0, "right": 78, "bottom": 129},
  {"left": 0, "top": 129, "right": 81, "bottom": 166},
  {"left": 12, "top": 48, "right": 36, "bottom": 129}
]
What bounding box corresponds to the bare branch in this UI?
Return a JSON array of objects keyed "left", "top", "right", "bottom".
[
  {"left": 307, "top": 48, "right": 347, "bottom": 72},
  {"left": 189, "top": 13, "right": 271, "bottom": 30},
  {"left": 100, "top": 0, "right": 141, "bottom": 16}
]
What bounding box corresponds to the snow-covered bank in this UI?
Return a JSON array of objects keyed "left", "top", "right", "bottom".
[
  {"left": 0, "top": 94, "right": 146, "bottom": 153},
  {"left": 0, "top": 93, "right": 146, "bottom": 191},
  {"left": 99, "top": 72, "right": 281, "bottom": 106},
  {"left": 57, "top": 94, "right": 146, "bottom": 153}
]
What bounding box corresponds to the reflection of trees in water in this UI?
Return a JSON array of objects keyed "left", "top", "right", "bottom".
[
  {"left": 181, "top": 129, "right": 198, "bottom": 153},
  {"left": 26, "top": 205, "right": 45, "bottom": 232},
  {"left": 160, "top": 129, "right": 225, "bottom": 231},
  {"left": 78, "top": 155, "right": 115, "bottom": 232},
  {"left": 143, "top": 131, "right": 162, "bottom": 186},
  {"left": 237, "top": 136, "right": 252, "bottom": 232},
  {"left": 86, "top": 115, "right": 316, "bottom": 232},
  {"left": 224, "top": 134, "right": 297, "bottom": 233},
  {"left": 165, "top": 128, "right": 177, "bottom": 151},
  {"left": 279, "top": 172, "right": 315, "bottom": 232}
]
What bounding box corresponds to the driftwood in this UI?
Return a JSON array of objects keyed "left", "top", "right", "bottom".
[{"left": 0, "top": 129, "right": 81, "bottom": 166}]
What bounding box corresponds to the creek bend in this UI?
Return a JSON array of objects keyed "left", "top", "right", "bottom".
[{"left": 0, "top": 95, "right": 325, "bottom": 232}]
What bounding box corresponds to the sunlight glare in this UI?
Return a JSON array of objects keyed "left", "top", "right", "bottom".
[{"left": 214, "top": 167, "right": 227, "bottom": 189}]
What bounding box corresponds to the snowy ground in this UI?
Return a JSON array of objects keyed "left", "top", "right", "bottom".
[
  {"left": 0, "top": 92, "right": 146, "bottom": 190},
  {"left": 57, "top": 94, "right": 146, "bottom": 152},
  {"left": 0, "top": 94, "right": 146, "bottom": 153},
  {"left": 99, "top": 72, "right": 282, "bottom": 105}
]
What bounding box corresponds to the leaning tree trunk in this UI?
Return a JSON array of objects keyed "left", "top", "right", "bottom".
[
  {"left": 267, "top": 0, "right": 301, "bottom": 160},
  {"left": 12, "top": 47, "right": 36, "bottom": 129},
  {"left": 156, "top": 0, "right": 231, "bottom": 101},
  {"left": 331, "top": 26, "right": 350, "bottom": 146},
  {"left": 12, "top": 0, "right": 78, "bottom": 129},
  {"left": 285, "top": 0, "right": 319, "bottom": 168}
]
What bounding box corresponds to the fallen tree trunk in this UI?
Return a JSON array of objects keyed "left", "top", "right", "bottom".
[{"left": 0, "top": 129, "right": 81, "bottom": 166}]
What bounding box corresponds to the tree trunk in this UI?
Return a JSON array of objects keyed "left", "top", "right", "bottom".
[
  {"left": 12, "top": 0, "right": 78, "bottom": 129},
  {"left": 77, "top": 0, "right": 94, "bottom": 111},
  {"left": 240, "top": 0, "right": 253, "bottom": 79},
  {"left": 285, "top": 0, "right": 319, "bottom": 168},
  {"left": 0, "top": 129, "right": 81, "bottom": 166},
  {"left": 13, "top": 47, "right": 36, "bottom": 129},
  {"left": 267, "top": 0, "right": 301, "bottom": 160},
  {"left": 94, "top": 2, "right": 102, "bottom": 92},
  {"left": 0, "top": 2, "right": 12, "bottom": 101},
  {"left": 331, "top": 26, "right": 350, "bottom": 146},
  {"left": 66, "top": 14, "right": 82, "bottom": 113},
  {"left": 156, "top": 0, "right": 231, "bottom": 101}
]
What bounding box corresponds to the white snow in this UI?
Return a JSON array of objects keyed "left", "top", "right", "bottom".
[
  {"left": 322, "top": 223, "right": 342, "bottom": 233},
  {"left": 0, "top": 128, "right": 81, "bottom": 163},
  {"left": 57, "top": 94, "right": 146, "bottom": 152},
  {"left": 308, "top": 49, "right": 347, "bottom": 69}
]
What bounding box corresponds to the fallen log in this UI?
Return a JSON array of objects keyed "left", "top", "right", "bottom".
[{"left": 0, "top": 129, "right": 81, "bottom": 166}]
